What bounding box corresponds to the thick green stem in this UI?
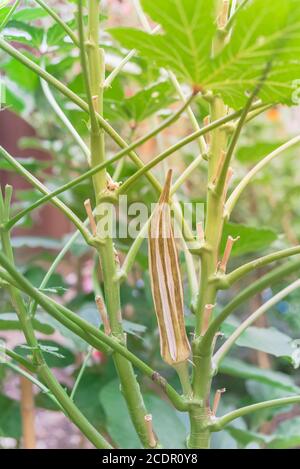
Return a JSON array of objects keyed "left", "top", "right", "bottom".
[
  {"left": 79, "top": 0, "right": 151, "bottom": 448},
  {"left": 192, "top": 96, "right": 228, "bottom": 376},
  {"left": 190, "top": 85, "right": 226, "bottom": 457},
  {"left": 190, "top": 3, "right": 230, "bottom": 446},
  {"left": 187, "top": 405, "right": 211, "bottom": 449}
]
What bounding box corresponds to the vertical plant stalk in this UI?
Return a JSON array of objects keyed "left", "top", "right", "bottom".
[
  {"left": 188, "top": 0, "right": 231, "bottom": 449},
  {"left": 20, "top": 375, "right": 36, "bottom": 449},
  {"left": 78, "top": 0, "right": 151, "bottom": 448}
]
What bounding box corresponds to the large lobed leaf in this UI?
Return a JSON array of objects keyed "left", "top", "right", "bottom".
[
  {"left": 110, "top": 0, "right": 300, "bottom": 108},
  {"left": 209, "top": 0, "right": 300, "bottom": 108},
  {"left": 110, "top": 0, "right": 216, "bottom": 86}
]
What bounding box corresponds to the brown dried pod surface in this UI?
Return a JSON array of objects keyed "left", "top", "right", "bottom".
[{"left": 148, "top": 170, "right": 190, "bottom": 366}]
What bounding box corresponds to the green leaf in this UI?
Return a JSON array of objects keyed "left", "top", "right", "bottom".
[
  {"left": 145, "top": 394, "right": 187, "bottom": 449},
  {"left": 122, "top": 320, "right": 146, "bottom": 338},
  {"left": 106, "top": 81, "right": 176, "bottom": 123},
  {"left": 209, "top": 0, "right": 300, "bottom": 108},
  {"left": 44, "top": 315, "right": 88, "bottom": 353},
  {"left": 110, "top": 0, "right": 300, "bottom": 108},
  {"left": 220, "top": 223, "right": 277, "bottom": 257},
  {"left": 13, "top": 7, "right": 48, "bottom": 22},
  {"left": 47, "top": 15, "right": 105, "bottom": 47},
  {"left": 0, "top": 6, "right": 49, "bottom": 25},
  {"left": 109, "top": 0, "right": 216, "bottom": 84},
  {"left": 1, "top": 84, "right": 25, "bottom": 112},
  {"left": 69, "top": 73, "right": 175, "bottom": 123},
  {"left": 24, "top": 265, "right": 66, "bottom": 291},
  {"left": 221, "top": 323, "right": 299, "bottom": 366},
  {"left": 236, "top": 141, "right": 285, "bottom": 164},
  {"left": 4, "top": 56, "right": 39, "bottom": 91},
  {"left": 4, "top": 20, "right": 43, "bottom": 47},
  {"left": 35, "top": 390, "right": 60, "bottom": 412},
  {"left": 47, "top": 19, "right": 77, "bottom": 47},
  {"left": 99, "top": 379, "right": 142, "bottom": 448},
  {"left": 0, "top": 5, "right": 11, "bottom": 25},
  {"left": 220, "top": 357, "right": 300, "bottom": 393},
  {"left": 72, "top": 369, "right": 113, "bottom": 427},
  {"left": 99, "top": 380, "right": 187, "bottom": 448},
  {"left": 246, "top": 379, "right": 296, "bottom": 402},
  {"left": 0, "top": 393, "right": 21, "bottom": 439},
  {"left": 15, "top": 340, "right": 75, "bottom": 368}
]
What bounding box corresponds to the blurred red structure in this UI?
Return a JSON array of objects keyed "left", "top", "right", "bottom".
[{"left": 0, "top": 110, "right": 72, "bottom": 239}]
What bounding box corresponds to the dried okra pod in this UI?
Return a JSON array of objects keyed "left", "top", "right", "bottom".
[{"left": 148, "top": 170, "right": 190, "bottom": 366}]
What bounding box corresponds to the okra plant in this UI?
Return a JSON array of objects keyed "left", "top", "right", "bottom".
[{"left": 1, "top": 0, "right": 300, "bottom": 450}]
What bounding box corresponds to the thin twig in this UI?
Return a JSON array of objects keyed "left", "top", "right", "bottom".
[
  {"left": 144, "top": 415, "right": 157, "bottom": 448},
  {"left": 212, "top": 388, "right": 226, "bottom": 416},
  {"left": 95, "top": 296, "right": 111, "bottom": 335},
  {"left": 84, "top": 199, "right": 97, "bottom": 237}
]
